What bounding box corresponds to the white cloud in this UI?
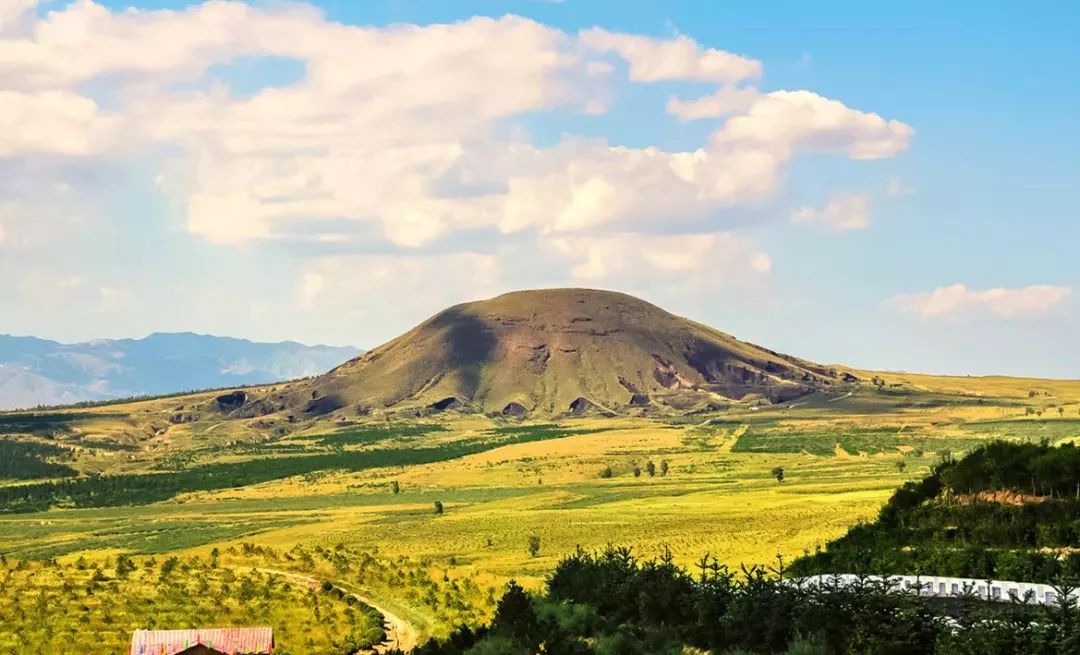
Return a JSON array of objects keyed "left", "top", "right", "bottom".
[
  {"left": 301, "top": 272, "right": 324, "bottom": 303},
  {"left": 2, "top": 1, "right": 326, "bottom": 89},
  {"left": 792, "top": 192, "right": 872, "bottom": 231},
  {"left": 293, "top": 252, "right": 505, "bottom": 342},
  {"left": 95, "top": 285, "right": 129, "bottom": 315},
  {"left": 712, "top": 90, "right": 913, "bottom": 159},
  {"left": 888, "top": 284, "right": 1072, "bottom": 319},
  {"left": 545, "top": 231, "right": 771, "bottom": 288},
  {"left": 0, "top": 90, "right": 119, "bottom": 156},
  {"left": 750, "top": 251, "right": 773, "bottom": 273},
  {"left": 0, "top": 1, "right": 913, "bottom": 288},
  {"left": 0, "top": 0, "right": 35, "bottom": 35},
  {"left": 498, "top": 139, "right": 791, "bottom": 236},
  {"left": 579, "top": 28, "right": 761, "bottom": 83},
  {"left": 667, "top": 86, "right": 760, "bottom": 121}
]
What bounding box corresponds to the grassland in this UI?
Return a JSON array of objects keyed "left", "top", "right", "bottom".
[
  {"left": 1, "top": 374, "right": 1080, "bottom": 649},
  {"left": 0, "top": 546, "right": 389, "bottom": 655}
]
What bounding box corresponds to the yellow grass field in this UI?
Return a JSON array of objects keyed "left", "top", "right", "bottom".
[{"left": 3, "top": 376, "right": 1080, "bottom": 646}]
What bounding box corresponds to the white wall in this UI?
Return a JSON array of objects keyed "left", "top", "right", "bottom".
[{"left": 793, "top": 574, "right": 1077, "bottom": 606}]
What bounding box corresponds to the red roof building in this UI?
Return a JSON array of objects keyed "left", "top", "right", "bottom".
[{"left": 129, "top": 627, "right": 274, "bottom": 655}]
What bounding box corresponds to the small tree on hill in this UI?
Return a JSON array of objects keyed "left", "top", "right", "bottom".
[
  {"left": 599, "top": 466, "right": 613, "bottom": 479},
  {"left": 433, "top": 500, "right": 444, "bottom": 515},
  {"left": 492, "top": 580, "right": 539, "bottom": 645},
  {"left": 390, "top": 480, "right": 400, "bottom": 494},
  {"left": 527, "top": 535, "right": 541, "bottom": 558},
  {"left": 660, "top": 460, "right": 669, "bottom": 476},
  {"left": 646, "top": 461, "right": 656, "bottom": 477},
  {"left": 115, "top": 554, "right": 136, "bottom": 579},
  {"left": 632, "top": 465, "right": 641, "bottom": 477},
  {"left": 771, "top": 466, "right": 785, "bottom": 483}
]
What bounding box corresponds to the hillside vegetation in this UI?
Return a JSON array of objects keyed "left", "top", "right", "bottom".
[
  {"left": 791, "top": 440, "right": 1080, "bottom": 583},
  {"left": 0, "top": 545, "right": 388, "bottom": 655},
  {"left": 398, "top": 546, "right": 1080, "bottom": 655},
  {"left": 1, "top": 289, "right": 1080, "bottom": 648}
]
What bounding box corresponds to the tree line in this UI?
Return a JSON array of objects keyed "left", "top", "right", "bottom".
[
  {"left": 389, "top": 545, "right": 1080, "bottom": 655},
  {"left": 0, "top": 441, "right": 76, "bottom": 480},
  {"left": 792, "top": 440, "right": 1080, "bottom": 583},
  {"left": 0, "top": 422, "right": 603, "bottom": 513}
]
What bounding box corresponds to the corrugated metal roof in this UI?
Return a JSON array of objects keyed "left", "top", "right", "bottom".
[{"left": 129, "top": 627, "right": 274, "bottom": 654}]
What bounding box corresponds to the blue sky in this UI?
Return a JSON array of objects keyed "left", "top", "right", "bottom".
[{"left": 1, "top": 0, "right": 1077, "bottom": 377}]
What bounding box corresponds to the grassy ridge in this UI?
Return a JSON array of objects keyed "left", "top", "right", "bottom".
[
  {"left": 0, "top": 411, "right": 125, "bottom": 435},
  {"left": 790, "top": 441, "right": 1080, "bottom": 583}
]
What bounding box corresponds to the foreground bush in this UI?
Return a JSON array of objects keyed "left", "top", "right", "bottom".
[{"left": 394, "top": 545, "right": 1080, "bottom": 655}]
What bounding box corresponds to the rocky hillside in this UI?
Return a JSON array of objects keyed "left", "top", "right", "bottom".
[{"left": 259, "top": 289, "right": 853, "bottom": 419}]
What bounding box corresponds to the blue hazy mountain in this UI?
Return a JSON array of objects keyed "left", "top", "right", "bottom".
[{"left": 0, "top": 332, "right": 360, "bottom": 410}]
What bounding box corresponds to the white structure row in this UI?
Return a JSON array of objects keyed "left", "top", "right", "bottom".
[{"left": 794, "top": 574, "right": 1077, "bottom": 607}]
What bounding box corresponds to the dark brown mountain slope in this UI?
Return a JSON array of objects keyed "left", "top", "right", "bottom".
[{"left": 268, "top": 288, "right": 850, "bottom": 418}]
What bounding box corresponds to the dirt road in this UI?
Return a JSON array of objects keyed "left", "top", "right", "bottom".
[{"left": 257, "top": 567, "right": 420, "bottom": 653}]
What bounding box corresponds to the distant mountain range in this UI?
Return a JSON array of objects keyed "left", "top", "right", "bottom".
[{"left": 0, "top": 333, "right": 360, "bottom": 410}]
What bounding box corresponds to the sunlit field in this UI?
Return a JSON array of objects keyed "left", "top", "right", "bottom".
[
  {"left": 2, "top": 376, "right": 1080, "bottom": 646},
  {"left": 0, "top": 546, "right": 390, "bottom": 655}
]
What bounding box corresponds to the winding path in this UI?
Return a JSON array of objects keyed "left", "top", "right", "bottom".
[{"left": 256, "top": 567, "right": 420, "bottom": 653}]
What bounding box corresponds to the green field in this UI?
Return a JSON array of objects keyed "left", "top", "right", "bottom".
[
  {"left": 0, "top": 547, "right": 389, "bottom": 655},
  {"left": 1, "top": 377, "right": 1080, "bottom": 651}
]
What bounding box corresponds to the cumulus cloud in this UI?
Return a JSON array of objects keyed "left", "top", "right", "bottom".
[
  {"left": 579, "top": 28, "right": 762, "bottom": 83},
  {"left": 300, "top": 272, "right": 324, "bottom": 303},
  {"left": 0, "top": 3, "right": 912, "bottom": 249},
  {"left": 888, "top": 284, "right": 1072, "bottom": 319},
  {"left": 292, "top": 252, "right": 506, "bottom": 342},
  {"left": 791, "top": 192, "right": 872, "bottom": 231},
  {"left": 667, "top": 86, "right": 760, "bottom": 121},
  {"left": 711, "top": 90, "right": 913, "bottom": 159},
  {"left": 0, "top": 90, "right": 119, "bottom": 156},
  {"left": 545, "top": 231, "right": 771, "bottom": 288},
  {"left": 0, "top": 0, "right": 35, "bottom": 34},
  {"left": 0, "top": 0, "right": 914, "bottom": 324},
  {"left": 1, "top": 1, "right": 326, "bottom": 89},
  {"left": 498, "top": 140, "right": 785, "bottom": 236}
]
